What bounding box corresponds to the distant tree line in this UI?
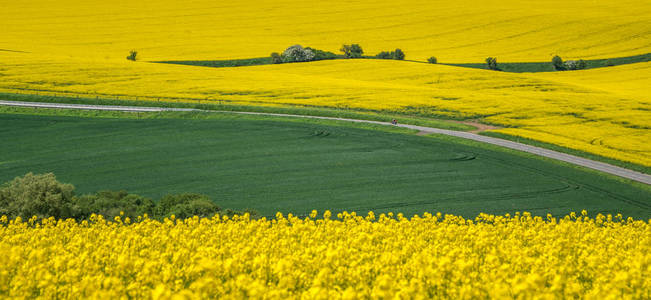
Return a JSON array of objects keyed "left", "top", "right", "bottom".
[{"left": 0, "top": 173, "right": 255, "bottom": 221}]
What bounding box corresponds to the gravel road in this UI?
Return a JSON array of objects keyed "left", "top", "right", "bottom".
[{"left": 2, "top": 100, "right": 649, "bottom": 185}]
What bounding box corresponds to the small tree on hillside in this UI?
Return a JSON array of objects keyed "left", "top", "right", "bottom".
[
  {"left": 393, "top": 48, "right": 405, "bottom": 60},
  {"left": 552, "top": 55, "right": 565, "bottom": 70},
  {"left": 126, "top": 50, "right": 138, "bottom": 61},
  {"left": 341, "top": 44, "right": 364, "bottom": 58},
  {"left": 0, "top": 173, "right": 77, "bottom": 219},
  {"left": 270, "top": 52, "right": 283, "bottom": 64},
  {"left": 485, "top": 57, "right": 499, "bottom": 70},
  {"left": 428, "top": 56, "right": 437, "bottom": 64},
  {"left": 376, "top": 51, "right": 393, "bottom": 59}
]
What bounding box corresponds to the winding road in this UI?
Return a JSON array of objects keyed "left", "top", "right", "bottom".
[{"left": 2, "top": 99, "right": 649, "bottom": 185}]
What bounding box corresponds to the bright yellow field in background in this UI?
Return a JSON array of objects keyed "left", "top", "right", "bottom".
[
  {"left": 2, "top": 0, "right": 650, "bottom": 62},
  {"left": 0, "top": 0, "right": 650, "bottom": 167},
  {"left": 1, "top": 212, "right": 649, "bottom": 299}
]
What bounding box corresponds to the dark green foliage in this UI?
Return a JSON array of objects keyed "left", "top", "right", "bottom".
[
  {"left": 270, "top": 52, "right": 282, "bottom": 64},
  {"left": 305, "top": 47, "right": 339, "bottom": 60},
  {"left": 576, "top": 59, "right": 587, "bottom": 70},
  {"left": 126, "top": 50, "right": 138, "bottom": 61},
  {"left": 427, "top": 57, "right": 437, "bottom": 64},
  {"left": 0, "top": 172, "right": 77, "bottom": 219},
  {"left": 393, "top": 48, "right": 405, "bottom": 60},
  {"left": 156, "top": 193, "right": 221, "bottom": 219},
  {"left": 0, "top": 173, "right": 240, "bottom": 220},
  {"left": 340, "top": 44, "right": 364, "bottom": 58},
  {"left": 1, "top": 114, "right": 649, "bottom": 219},
  {"left": 75, "top": 190, "right": 155, "bottom": 219},
  {"left": 376, "top": 51, "right": 393, "bottom": 59},
  {"left": 376, "top": 49, "right": 405, "bottom": 60},
  {"left": 485, "top": 57, "right": 499, "bottom": 70},
  {"left": 552, "top": 55, "right": 565, "bottom": 70}
]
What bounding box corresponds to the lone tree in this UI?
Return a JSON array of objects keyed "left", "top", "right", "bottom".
[
  {"left": 126, "top": 50, "right": 138, "bottom": 61},
  {"left": 340, "top": 44, "right": 364, "bottom": 58},
  {"left": 428, "top": 56, "right": 437, "bottom": 64},
  {"left": 552, "top": 55, "right": 564, "bottom": 70},
  {"left": 393, "top": 48, "right": 405, "bottom": 60},
  {"left": 485, "top": 57, "right": 499, "bottom": 70}
]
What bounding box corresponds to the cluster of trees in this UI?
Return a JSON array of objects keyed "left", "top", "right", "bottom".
[
  {"left": 0, "top": 173, "right": 252, "bottom": 220},
  {"left": 376, "top": 48, "right": 405, "bottom": 60},
  {"left": 552, "top": 55, "right": 587, "bottom": 71},
  {"left": 270, "top": 44, "right": 409, "bottom": 64},
  {"left": 271, "top": 45, "right": 340, "bottom": 64}
]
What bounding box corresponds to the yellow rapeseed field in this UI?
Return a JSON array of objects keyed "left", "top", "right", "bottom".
[
  {"left": 1, "top": 211, "right": 649, "bottom": 299},
  {"left": 2, "top": 0, "right": 650, "bottom": 62},
  {"left": 1, "top": 0, "right": 650, "bottom": 166}
]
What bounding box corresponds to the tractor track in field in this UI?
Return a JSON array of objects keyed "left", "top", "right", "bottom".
[{"left": 1, "top": 99, "right": 650, "bottom": 185}]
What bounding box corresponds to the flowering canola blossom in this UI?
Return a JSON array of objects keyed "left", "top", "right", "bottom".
[{"left": 0, "top": 211, "right": 649, "bottom": 299}]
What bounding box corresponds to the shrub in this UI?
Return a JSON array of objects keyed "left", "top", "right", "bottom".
[
  {"left": 126, "top": 50, "right": 138, "bottom": 61},
  {"left": 305, "top": 47, "right": 338, "bottom": 60},
  {"left": 485, "top": 57, "right": 499, "bottom": 70},
  {"left": 340, "top": 44, "right": 364, "bottom": 58},
  {"left": 270, "top": 52, "right": 283, "bottom": 64},
  {"left": 282, "top": 45, "right": 315, "bottom": 63},
  {"left": 376, "top": 51, "right": 393, "bottom": 59},
  {"left": 427, "top": 57, "right": 437, "bottom": 64},
  {"left": 564, "top": 59, "right": 587, "bottom": 70},
  {"left": 156, "top": 193, "right": 221, "bottom": 219},
  {"left": 552, "top": 55, "right": 564, "bottom": 70},
  {"left": 75, "top": 190, "right": 155, "bottom": 220},
  {"left": 0, "top": 173, "right": 77, "bottom": 219},
  {"left": 393, "top": 48, "right": 405, "bottom": 60}
]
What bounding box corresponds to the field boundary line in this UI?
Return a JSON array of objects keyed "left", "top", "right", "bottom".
[{"left": 1, "top": 99, "right": 649, "bottom": 185}]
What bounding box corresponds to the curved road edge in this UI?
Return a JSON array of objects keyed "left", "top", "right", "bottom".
[{"left": 1, "top": 99, "right": 649, "bottom": 185}]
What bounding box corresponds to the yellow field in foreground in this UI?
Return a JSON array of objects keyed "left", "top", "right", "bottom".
[
  {"left": 1, "top": 212, "right": 649, "bottom": 299},
  {"left": 1, "top": 0, "right": 650, "bottom": 62},
  {"left": 1, "top": 54, "right": 649, "bottom": 167}
]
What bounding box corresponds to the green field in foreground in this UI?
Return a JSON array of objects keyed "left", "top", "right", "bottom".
[{"left": 1, "top": 113, "right": 649, "bottom": 218}]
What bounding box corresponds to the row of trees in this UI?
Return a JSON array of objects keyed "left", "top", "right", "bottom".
[
  {"left": 0, "top": 173, "right": 253, "bottom": 220},
  {"left": 270, "top": 44, "right": 409, "bottom": 64}
]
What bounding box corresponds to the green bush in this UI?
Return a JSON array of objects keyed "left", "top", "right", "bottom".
[
  {"left": 376, "top": 51, "right": 393, "bottom": 59},
  {"left": 126, "top": 50, "right": 138, "bottom": 61},
  {"left": 427, "top": 57, "right": 437, "bottom": 64},
  {"left": 270, "top": 52, "right": 283, "bottom": 64},
  {"left": 552, "top": 55, "right": 565, "bottom": 70},
  {"left": 0, "top": 173, "right": 77, "bottom": 219},
  {"left": 0, "top": 173, "right": 254, "bottom": 221},
  {"left": 75, "top": 190, "right": 155, "bottom": 220},
  {"left": 340, "top": 44, "right": 364, "bottom": 58},
  {"left": 485, "top": 57, "right": 499, "bottom": 70},
  {"left": 393, "top": 48, "right": 405, "bottom": 60},
  {"left": 156, "top": 193, "right": 221, "bottom": 219},
  {"left": 376, "top": 49, "right": 405, "bottom": 60},
  {"left": 305, "top": 47, "right": 338, "bottom": 60}
]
